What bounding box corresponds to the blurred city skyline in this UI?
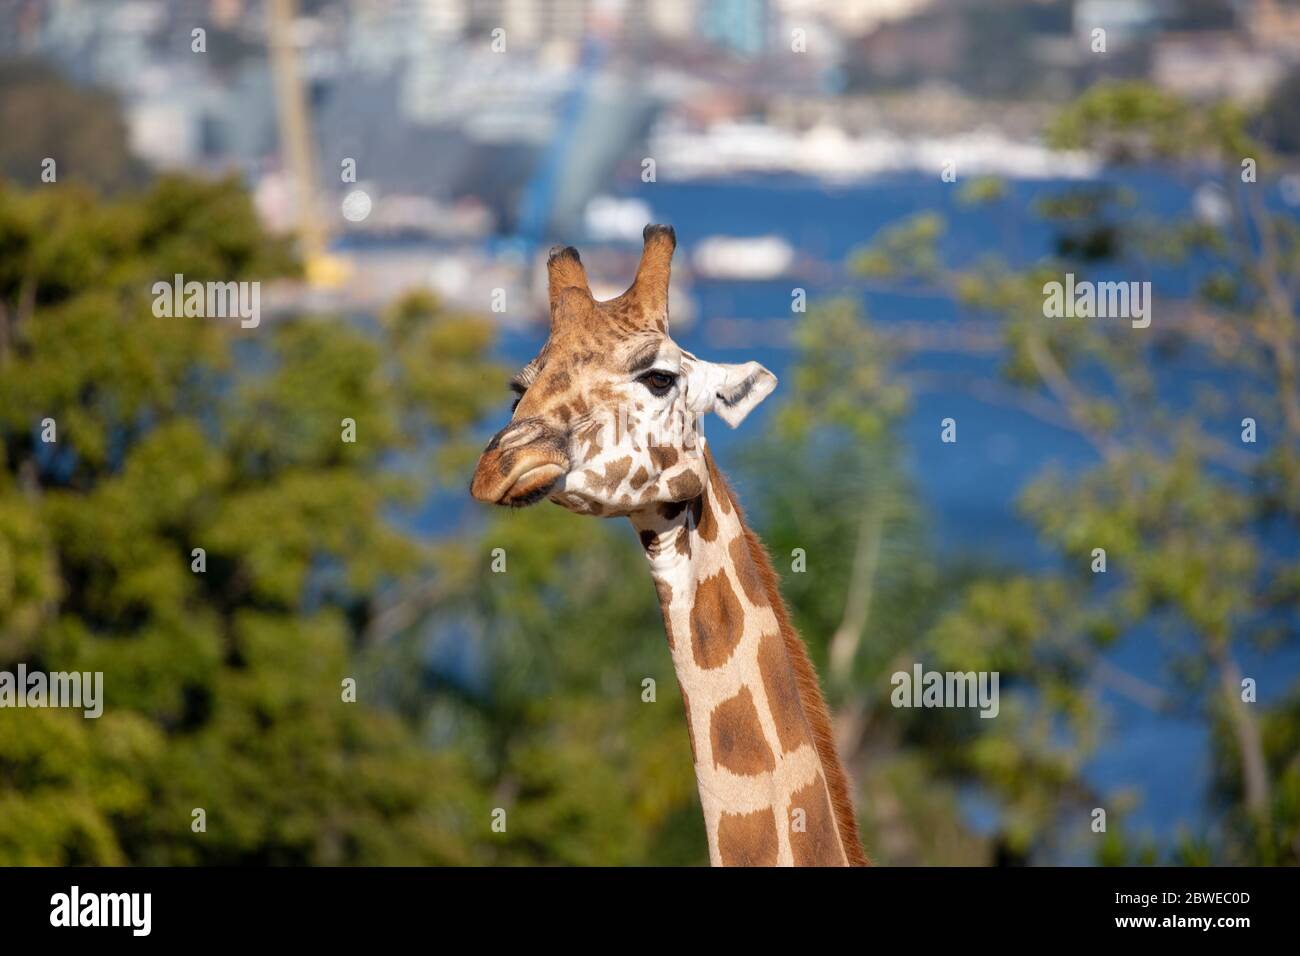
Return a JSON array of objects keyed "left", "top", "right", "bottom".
[{"left": 5, "top": 1, "right": 1299, "bottom": 250}]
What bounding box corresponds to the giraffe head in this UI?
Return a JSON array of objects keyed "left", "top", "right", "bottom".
[{"left": 470, "top": 225, "right": 776, "bottom": 515}]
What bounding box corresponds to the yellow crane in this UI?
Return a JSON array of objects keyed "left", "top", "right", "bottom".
[{"left": 268, "top": 0, "right": 350, "bottom": 288}]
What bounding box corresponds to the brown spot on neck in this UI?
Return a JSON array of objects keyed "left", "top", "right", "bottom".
[
  {"left": 667, "top": 469, "right": 702, "bottom": 501},
  {"left": 709, "top": 686, "right": 776, "bottom": 776},
  {"left": 728, "top": 536, "right": 767, "bottom": 605},
  {"left": 654, "top": 579, "right": 674, "bottom": 647},
  {"left": 696, "top": 490, "right": 721, "bottom": 542},
  {"left": 717, "top": 807, "right": 778, "bottom": 866},
  {"left": 756, "top": 630, "right": 809, "bottom": 755},
  {"left": 788, "top": 772, "right": 845, "bottom": 866},
  {"left": 689, "top": 570, "right": 743, "bottom": 670}
]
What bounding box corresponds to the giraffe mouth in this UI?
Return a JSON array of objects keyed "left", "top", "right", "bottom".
[
  {"left": 471, "top": 448, "right": 568, "bottom": 507},
  {"left": 499, "top": 463, "right": 566, "bottom": 507}
]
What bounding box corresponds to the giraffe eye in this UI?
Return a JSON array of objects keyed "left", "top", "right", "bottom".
[{"left": 639, "top": 370, "right": 677, "bottom": 396}]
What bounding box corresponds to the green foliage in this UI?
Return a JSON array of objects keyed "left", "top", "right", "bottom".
[
  {"left": 406, "top": 505, "right": 706, "bottom": 865},
  {"left": 0, "top": 176, "right": 502, "bottom": 864},
  {"left": 846, "top": 81, "right": 1300, "bottom": 865},
  {"left": 958, "top": 176, "right": 1009, "bottom": 207},
  {"left": 1047, "top": 81, "right": 1262, "bottom": 163},
  {"left": 775, "top": 297, "right": 908, "bottom": 441},
  {"left": 849, "top": 213, "right": 946, "bottom": 283},
  {"left": 739, "top": 300, "right": 1006, "bottom": 864}
]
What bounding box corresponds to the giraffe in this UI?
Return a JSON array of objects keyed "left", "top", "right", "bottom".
[{"left": 470, "top": 225, "right": 869, "bottom": 866}]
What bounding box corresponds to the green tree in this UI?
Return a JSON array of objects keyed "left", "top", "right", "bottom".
[
  {"left": 0, "top": 175, "right": 502, "bottom": 864},
  {"left": 740, "top": 300, "right": 983, "bottom": 864},
  {"left": 846, "top": 81, "right": 1300, "bottom": 864}
]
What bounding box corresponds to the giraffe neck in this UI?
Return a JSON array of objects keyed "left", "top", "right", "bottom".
[{"left": 629, "top": 446, "right": 867, "bottom": 866}]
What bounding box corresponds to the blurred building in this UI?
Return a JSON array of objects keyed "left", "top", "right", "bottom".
[
  {"left": 1152, "top": 31, "right": 1287, "bottom": 101},
  {"left": 1245, "top": 0, "right": 1300, "bottom": 55},
  {"left": 5, "top": 0, "right": 1295, "bottom": 248},
  {"left": 645, "top": 0, "right": 697, "bottom": 39},
  {"left": 775, "top": 0, "right": 932, "bottom": 36},
  {"left": 855, "top": 7, "right": 961, "bottom": 84},
  {"left": 699, "top": 0, "right": 770, "bottom": 57},
  {"left": 465, "top": 0, "right": 590, "bottom": 53},
  {"left": 1073, "top": 0, "right": 1159, "bottom": 49}
]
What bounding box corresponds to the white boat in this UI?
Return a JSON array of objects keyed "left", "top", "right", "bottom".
[
  {"left": 692, "top": 235, "right": 795, "bottom": 280},
  {"left": 584, "top": 196, "right": 656, "bottom": 242},
  {"left": 650, "top": 119, "right": 1099, "bottom": 182}
]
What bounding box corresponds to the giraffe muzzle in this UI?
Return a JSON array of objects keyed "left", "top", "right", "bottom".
[{"left": 470, "top": 425, "right": 570, "bottom": 507}]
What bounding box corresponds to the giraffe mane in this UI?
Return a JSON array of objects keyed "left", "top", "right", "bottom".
[{"left": 705, "top": 449, "right": 871, "bottom": 866}]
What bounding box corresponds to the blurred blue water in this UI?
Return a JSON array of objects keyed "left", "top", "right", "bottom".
[{"left": 481, "top": 172, "right": 1299, "bottom": 851}]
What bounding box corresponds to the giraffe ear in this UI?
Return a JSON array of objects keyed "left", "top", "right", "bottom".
[{"left": 693, "top": 360, "right": 777, "bottom": 428}]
